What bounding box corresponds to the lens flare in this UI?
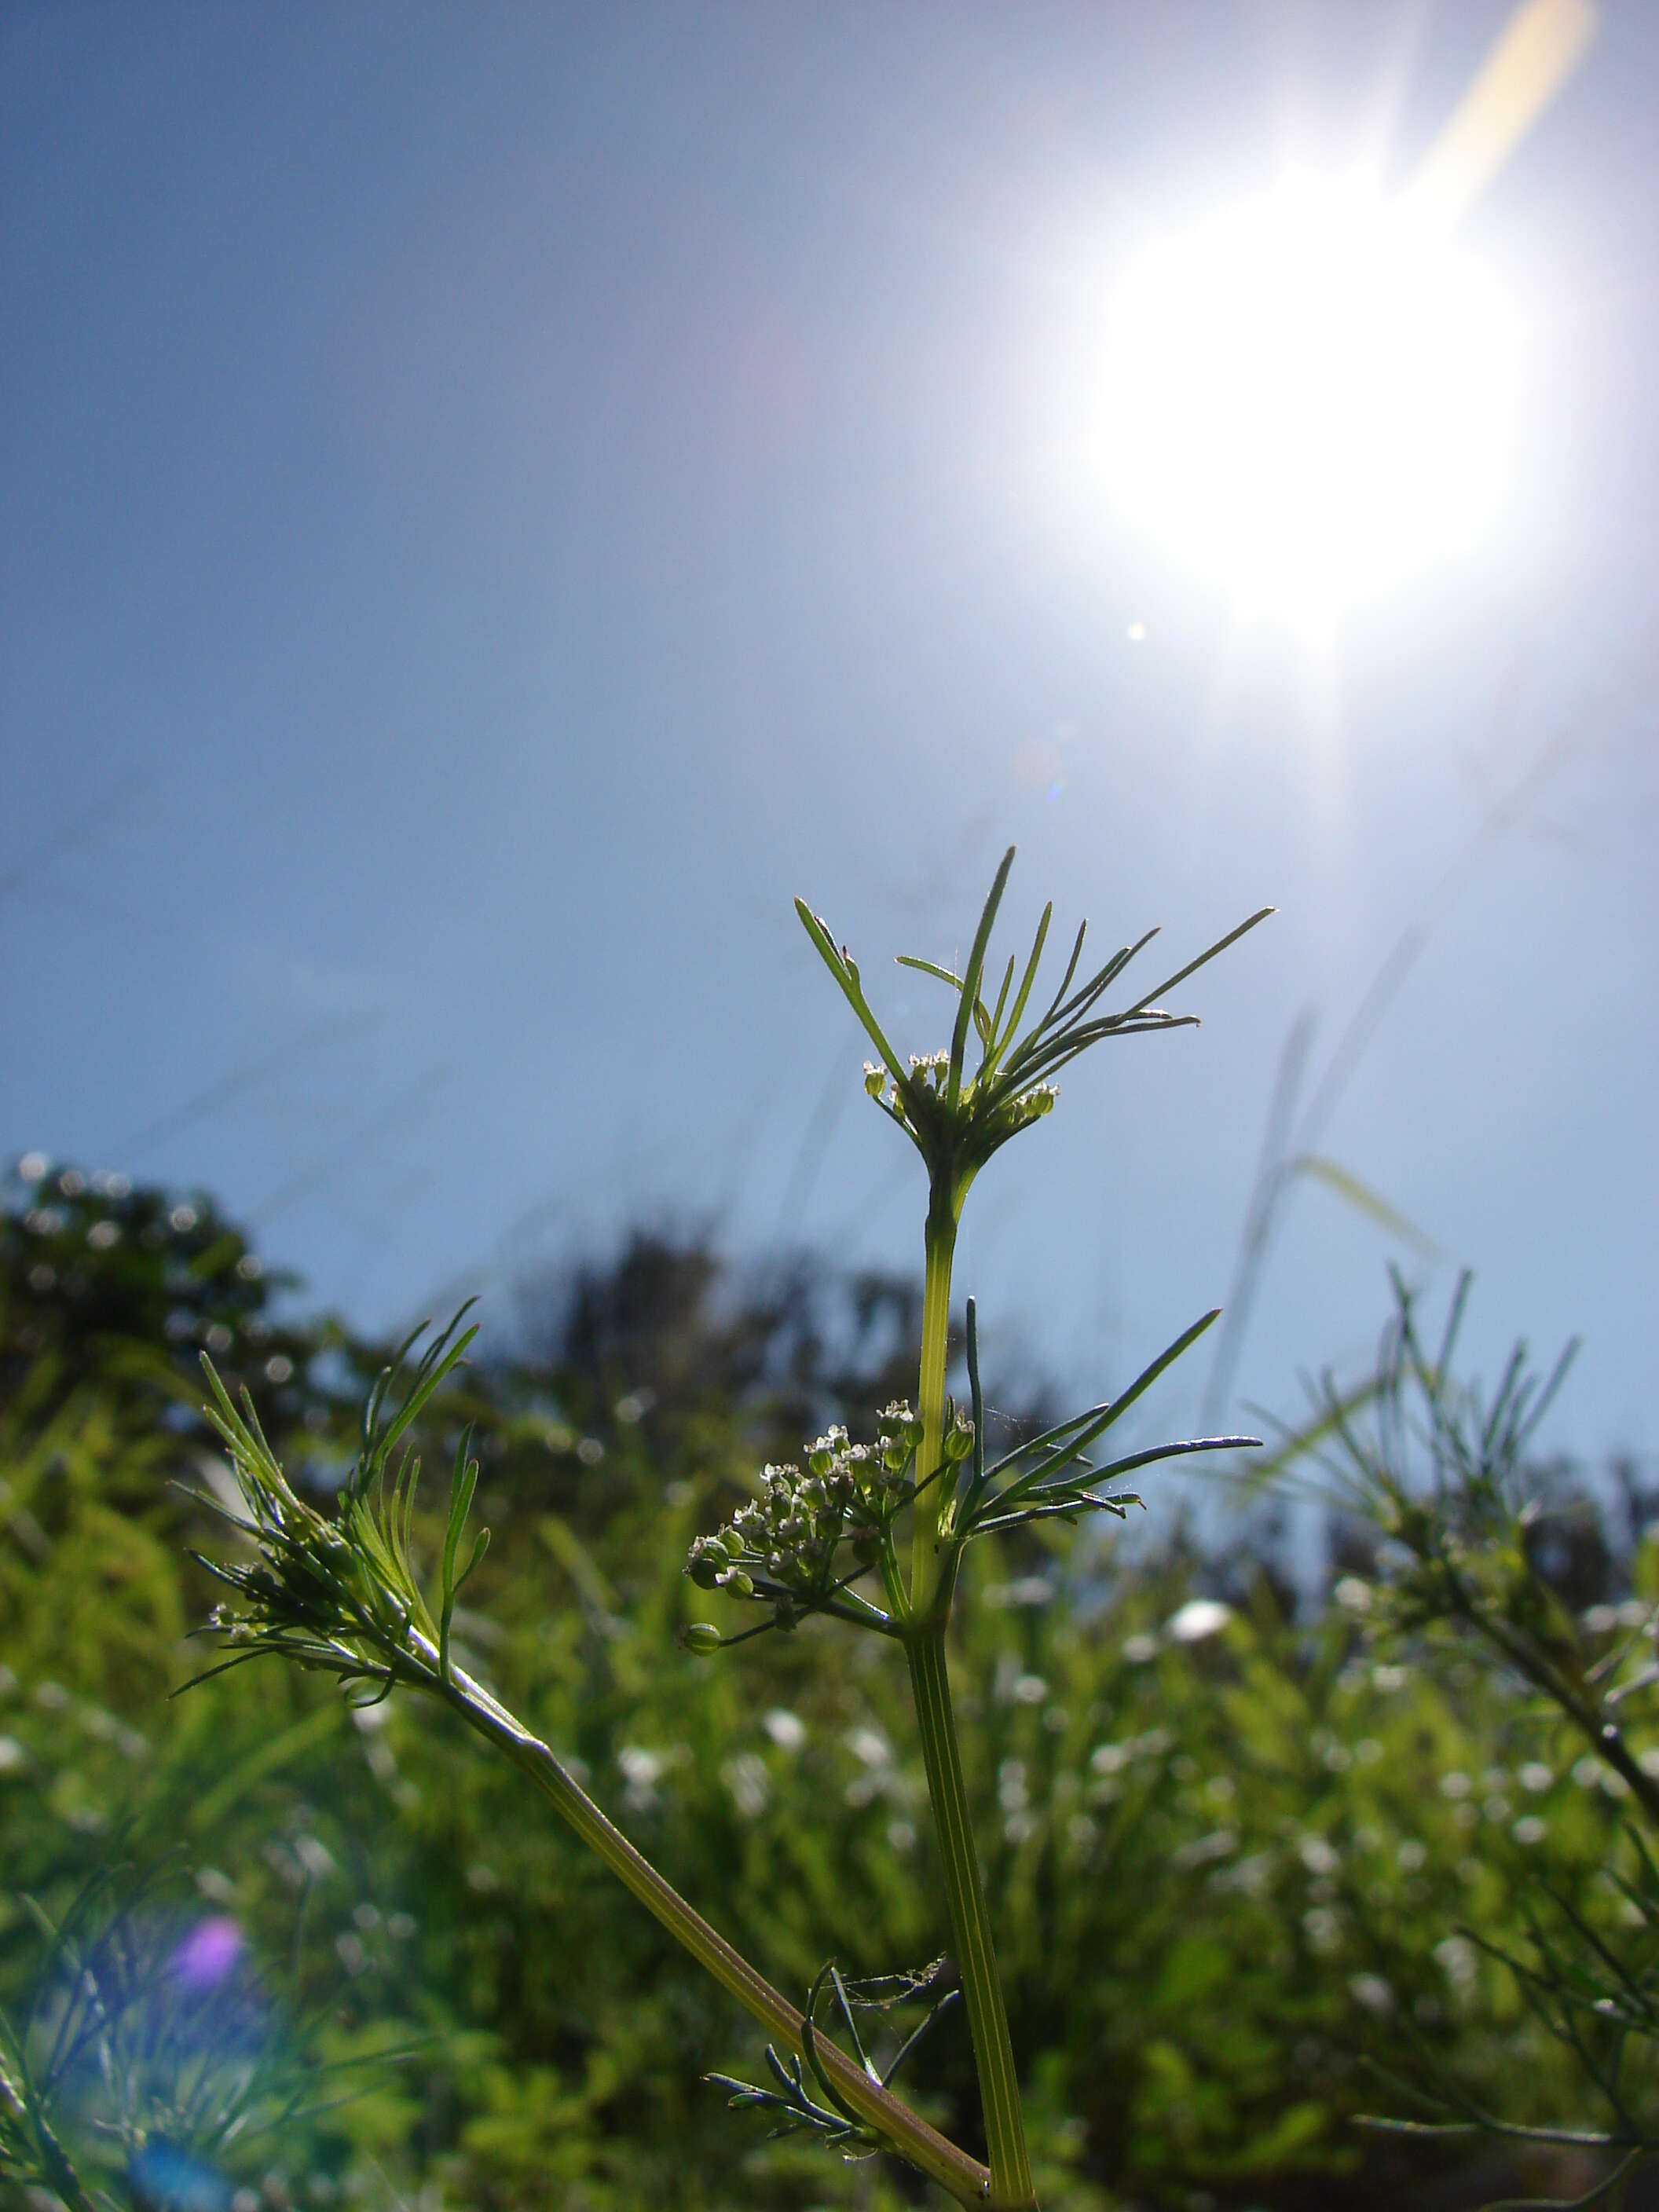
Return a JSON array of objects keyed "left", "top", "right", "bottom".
[{"left": 169, "top": 1915, "right": 245, "bottom": 1992}]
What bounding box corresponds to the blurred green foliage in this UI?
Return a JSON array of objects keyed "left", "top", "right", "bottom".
[{"left": 4, "top": 1158, "right": 1657, "bottom": 2211}]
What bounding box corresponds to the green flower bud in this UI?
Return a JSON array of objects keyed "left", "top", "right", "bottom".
[
  {"left": 716, "top": 1528, "right": 746, "bottom": 1560},
  {"left": 685, "top": 1621, "right": 722, "bottom": 1654},
  {"left": 863, "top": 1063, "right": 886, "bottom": 1098},
  {"left": 687, "top": 1551, "right": 721, "bottom": 1590},
  {"left": 943, "top": 1412, "right": 975, "bottom": 1463},
  {"left": 720, "top": 1568, "right": 755, "bottom": 1598}
]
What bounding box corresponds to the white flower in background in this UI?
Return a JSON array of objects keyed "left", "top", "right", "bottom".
[{"left": 1166, "top": 1599, "right": 1232, "bottom": 1644}]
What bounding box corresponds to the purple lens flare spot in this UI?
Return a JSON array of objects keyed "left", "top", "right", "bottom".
[{"left": 170, "top": 1915, "right": 244, "bottom": 1990}]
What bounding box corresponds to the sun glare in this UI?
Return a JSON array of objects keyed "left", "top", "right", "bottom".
[{"left": 1096, "top": 178, "right": 1523, "bottom": 625}]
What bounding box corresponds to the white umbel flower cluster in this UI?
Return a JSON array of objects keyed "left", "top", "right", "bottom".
[{"left": 687, "top": 1402, "right": 935, "bottom": 1613}]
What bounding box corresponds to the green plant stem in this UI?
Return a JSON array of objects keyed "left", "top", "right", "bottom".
[
  {"left": 0, "top": 2052, "right": 97, "bottom": 2212},
  {"left": 905, "top": 1188, "right": 1035, "bottom": 2211},
  {"left": 1453, "top": 1595, "right": 1659, "bottom": 1829},
  {"left": 423, "top": 1638, "right": 991, "bottom": 2208},
  {"left": 911, "top": 1198, "right": 958, "bottom": 1619},
  {"left": 906, "top": 1628, "right": 1035, "bottom": 2211}
]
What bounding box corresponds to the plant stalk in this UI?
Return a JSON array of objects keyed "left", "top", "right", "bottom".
[
  {"left": 911, "top": 1196, "right": 958, "bottom": 1619},
  {"left": 906, "top": 1182, "right": 1036, "bottom": 2210},
  {"left": 906, "top": 1628, "right": 1036, "bottom": 2210},
  {"left": 1452, "top": 1595, "right": 1659, "bottom": 1829},
  {"left": 0, "top": 2051, "right": 97, "bottom": 2212},
  {"left": 424, "top": 1639, "right": 991, "bottom": 2207}
]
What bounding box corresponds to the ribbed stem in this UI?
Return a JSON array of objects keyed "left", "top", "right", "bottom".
[
  {"left": 907, "top": 1628, "right": 1036, "bottom": 2210},
  {"left": 422, "top": 1640, "right": 990, "bottom": 2207},
  {"left": 910, "top": 1201, "right": 957, "bottom": 1617}
]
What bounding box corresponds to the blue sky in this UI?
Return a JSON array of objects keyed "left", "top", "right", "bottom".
[{"left": 4, "top": 3, "right": 1657, "bottom": 1462}]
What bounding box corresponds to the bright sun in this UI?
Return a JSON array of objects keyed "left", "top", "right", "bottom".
[{"left": 1096, "top": 176, "right": 1524, "bottom": 624}]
